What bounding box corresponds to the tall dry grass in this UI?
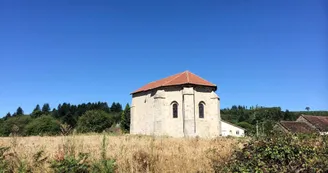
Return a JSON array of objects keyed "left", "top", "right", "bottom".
[{"left": 0, "top": 134, "right": 243, "bottom": 172}]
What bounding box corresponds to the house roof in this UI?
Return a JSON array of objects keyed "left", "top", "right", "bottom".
[
  {"left": 131, "top": 71, "right": 217, "bottom": 94},
  {"left": 279, "top": 121, "right": 317, "bottom": 133},
  {"left": 301, "top": 115, "right": 328, "bottom": 132}
]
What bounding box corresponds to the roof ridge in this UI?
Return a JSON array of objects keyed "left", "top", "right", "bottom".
[
  {"left": 281, "top": 121, "right": 304, "bottom": 123},
  {"left": 162, "top": 71, "right": 185, "bottom": 86},
  {"left": 189, "top": 71, "right": 216, "bottom": 86}
]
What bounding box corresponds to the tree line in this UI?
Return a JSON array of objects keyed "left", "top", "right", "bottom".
[
  {"left": 0, "top": 102, "right": 131, "bottom": 136},
  {"left": 1, "top": 102, "right": 327, "bottom": 137},
  {"left": 221, "top": 105, "right": 328, "bottom": 136}
]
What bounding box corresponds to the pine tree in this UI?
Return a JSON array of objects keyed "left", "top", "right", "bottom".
[
  {"left": 110, "top": 102, "right": 117, "bottom": 112},
  {"left": 110, "top": 102, "right": 123, "bottom": 112},
  {"left": 33, "top": 104, "right": 41, "bottom": 112},
  {"left": 117, "top": 103, "right": 123, "bottom": 112},
  {"left": 4, "top": 112, "right": 11, "bottom": 120},
  {"left": 32, "top": 104, "right": 42, "bottom": 118},
  {"left": 42, "top": 103, "right": 51, "bottom": 114},
  {"left": 121, "top": 104, "right": 131, "bottom": 133},
  {"left": 16, "top": 107, "right": 24, "bottom": 116}
]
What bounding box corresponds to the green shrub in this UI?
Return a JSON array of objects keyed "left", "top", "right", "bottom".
[
  {"left": 50, "top": 153, "right": 90, "bottom": 173},
  {"left": 91, "top": 159, "right": 116, "bottom": 173},
  {"left": 77, "top": 110, "right": 114, "bottom": 133},
  {"left": 91, "top": 134, "right": 116, "bottom": 173},
  {"left": 218, "top": 134, "right": 328, "bottom": 173},
  {"left": 0, "top": 120, "right": 4, "bottom": 137},
  {"left": 0, "top": 147, "right": 10, "bottom": 172},
  {"left": 1, "top": 116, "right": 31, "bottom": 136},
  {"left": 25, "top": 115, "right": 61, "bottom": 136},
  {"left": 236, "top": 121, "right": 254, "bottom": 135}
]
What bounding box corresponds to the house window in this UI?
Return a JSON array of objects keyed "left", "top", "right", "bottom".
[
  {"left": 236, "top": 130, "right": 239, "bottom": 135},
  {"left": 199, "top": 102, "right": 205, "bottom": 118},
  {"left": 172, "top": 101, "right": 178, "bottom": 118}
]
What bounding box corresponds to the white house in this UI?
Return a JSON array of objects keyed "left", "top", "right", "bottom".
[
  {"left": 221, "top": 120, "right": 245, "bottom": 137},
  {"left": 130, "top": 71, "right": 221, "bottom": 138}
]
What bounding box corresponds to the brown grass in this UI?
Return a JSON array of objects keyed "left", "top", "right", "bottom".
[{"left": 0, "top": 134, "right": 242, "bottom": 173}]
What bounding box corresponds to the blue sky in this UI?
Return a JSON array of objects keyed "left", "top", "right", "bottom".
[{"left": 0, "top": 0, "right": 327, "bottom": 116}]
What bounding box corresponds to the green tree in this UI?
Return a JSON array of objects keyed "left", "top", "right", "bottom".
[
  {"left": 4, "top": 112, "right": 11, "bottom": 120},
  {"left": 1, "top": 116, "right": 31, "bottom": 136},
  {"left": 15, "top": 107, "right": 24, "bottom": 116},
  {"left": 33, "top": 104, "right": 41, "bottom": 112},
  {"left": 42, "top": 103, "right": 51, "bottom": 114},
  {"left": 0, "top": 119, "right": 4, "bottom": 136},
  {"left": 31, "top": 104, "right": 43, "bottom": 118},
  {"left": 283, "top": 109, "right": 294, "bottom": 121},
  {"left": 121, "top": 104, "right": 131, "bottom": 133},
  {"left": 236, "top": 121, "right": 254, "bottom": 135},
  {"left": 77, "top": 110, "right": 114, "bottom": 133},
  {"left": 305, "top": 107, "right": 310, "bottom": 111},
  {"left": 110, "top": 102, "right": 122, "bottom": 112},
  {"left": 25, "top": 115, "right": 61, "bottom": 136}
]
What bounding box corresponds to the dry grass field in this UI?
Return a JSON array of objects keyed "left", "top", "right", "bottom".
[{"left": 0, "top": 134, "right": 243, "bottom": 173}]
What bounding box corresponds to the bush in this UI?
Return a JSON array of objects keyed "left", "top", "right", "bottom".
[
  {"left": 1, "top": 116, "right": 32, "bottom": 136},
  {"left": 25, "top": 115, "right": 61, "bottom": 136},
  {"left": 0, "top": 119, "right": 4, "bottom": 136},
  {"left": 236, "top": 121, "right": 254, "bottom": 135},
  {"left": 0, "top": 147, "right": 10, "bottom": 172},
  {"left": 50, "top": 135, "right": 116, "bottom": 173},
  {"left": 50, "top": 153, "right": 90, "bottom": 173},
  {"left": 77, "top": 110, "right": 114, "bottom": 133},
  {"left": 218, "top": 134, "right": 328, "bottom": 173}
]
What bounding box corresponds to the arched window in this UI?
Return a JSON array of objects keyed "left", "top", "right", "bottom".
[
  {"left": 199, "top": 102, "right": 205, "bottom": 118},
  {"left": 171, "top": 101, "right": 178, "bottom": 118}
]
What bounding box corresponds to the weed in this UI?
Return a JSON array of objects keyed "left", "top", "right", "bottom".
[{"left": 50, "top": 152, "right": 90, "bottom": 173}]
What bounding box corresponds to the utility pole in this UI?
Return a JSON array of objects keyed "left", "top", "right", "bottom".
[
  {"left": 256, "top": 120, "right": 259, "bottom": 137},
  {"left": 262, "top": 122, "right": 264, "bottom": 136}
]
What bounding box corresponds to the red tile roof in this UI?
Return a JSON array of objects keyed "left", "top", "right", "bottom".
[
  {"left": 301, "top": 115, "right": 328, "bottom": 131},
  {"left": 279, "top": 121, "right": 317, "bottom": 133},
  {"left": 132, "top": 71, "right": 216, "bottom": 94}
]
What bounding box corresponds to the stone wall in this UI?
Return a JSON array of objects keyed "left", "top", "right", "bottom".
[{"left": 130, "top": 85, "right": 221, "bottom": 138}]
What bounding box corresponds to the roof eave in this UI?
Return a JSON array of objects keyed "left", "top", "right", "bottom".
[{"left": 131, "top": 84, "right": 217, "bottom": 95}]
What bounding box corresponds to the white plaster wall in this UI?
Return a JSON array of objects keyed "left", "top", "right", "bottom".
[
  {"left": 162, "top": 86, "right": 184, "bottom": 137},
  {"left": 221, "top": 121, "right": 245, "bottom": 137},
  {"left": 130, "top": 85, "right": 221, "bottom": 138},
  {"left": 130, "top": 90, "right": 155, "bottom": 135},
  {"left": 194, "top": 86, "right": 221, "bottom": 138}
]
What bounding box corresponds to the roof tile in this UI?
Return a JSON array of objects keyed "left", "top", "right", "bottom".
[
  {"left": 279, "top": 121, "right": 316, "bottom": 133},
  {"left": 302, "top": 115, "right": 328, "bottom": 131},
  {"left": 132, "top": 71, "right": 216, "bottom": 94}
]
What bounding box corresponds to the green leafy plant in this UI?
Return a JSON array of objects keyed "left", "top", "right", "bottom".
[
  {"left": 0, "top": 147, "right": 11, "bottom": 173},
  {"left": 25, "top": 115, "right": 61, "bottom": 136},
  {"left": 76, "top": 110, "right": 114, "bottom": 133},
  {"left": 50, "top": 153, "right": 90, "bottom": 173},
  {"left": 216, "top": 134, "right": 328, "bottom": 173},
  {"left": 32, "top": 150, "right": 48, "bottom": 171},
  {"left": 91, "top": 134, "right": 116, "bottom": 173}
]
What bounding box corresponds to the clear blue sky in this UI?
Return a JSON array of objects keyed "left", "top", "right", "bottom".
[{"left": 1, "top": 0, "right": 327, "bottom": 116}]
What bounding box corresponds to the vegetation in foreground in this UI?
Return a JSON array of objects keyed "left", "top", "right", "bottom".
[
  {"left": 1, "top": 133, "right": 328, "bottom": 173},
  {"left": 0, "top": 134, "right": 239, "bottom": 173},
  {"left": 216, "top": 134, "right": 328, "bottom": 173}
]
